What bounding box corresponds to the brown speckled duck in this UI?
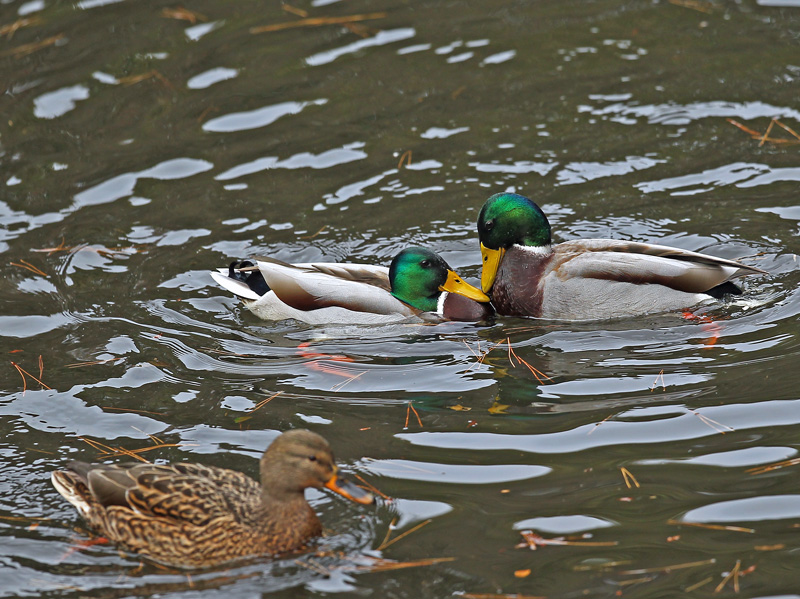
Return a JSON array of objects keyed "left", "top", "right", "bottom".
[
  {"left": 478, "top": 193, "right": 766, "bottom": 320},
  {"left": 51, "top": 430, "right": 373, "bottom": 568}
]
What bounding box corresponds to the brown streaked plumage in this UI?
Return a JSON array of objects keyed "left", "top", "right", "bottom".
[
  {"left": 479, "top": 193, "right": 767, "bottom": 320},
  {"left": 51, "top": 430, "right": 373, "bottom": 568}
]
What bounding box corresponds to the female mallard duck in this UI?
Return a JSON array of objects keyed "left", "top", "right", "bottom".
[
  {"left": 478, "top": 193, "right": 766, "bottom": 320},
  {"left": 211, "top": 246, "right": 492, "bottom": 324},
  {"left": 51, "top": 430, "right": 373, "bottom": 568}
]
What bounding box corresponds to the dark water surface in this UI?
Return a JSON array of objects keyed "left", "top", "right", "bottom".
[{"left": 2, "top": 0, "right": 799, "bottom": 597}]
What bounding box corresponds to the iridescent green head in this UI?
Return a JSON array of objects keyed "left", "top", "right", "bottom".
[
  {"left": 389, "top": 247, "right": 488, "bottom": 312},
  {"left": 477, "top": 193, "right": 552, "bottom": 250}
]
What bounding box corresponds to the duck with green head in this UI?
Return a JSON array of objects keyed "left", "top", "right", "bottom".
[
  {"left": 478, "top": 193, "right": 766, "bottom": 320},
  {"left": 211, "top": 246, "right": 492, "bottom": 324}
]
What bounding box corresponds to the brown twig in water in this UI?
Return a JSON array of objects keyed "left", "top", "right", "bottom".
[
  {"left": 620, "top": 467, "right": 640, "bottom": 489},
  {"left": 377, "top": 519, "right": 432, "bottom": 550},
  {"left": 250, "top": 12, "right": 387, "bottom": 34}
]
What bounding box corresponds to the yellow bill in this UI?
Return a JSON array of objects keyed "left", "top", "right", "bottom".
[
  {"left": 480, "top": 243, "right": 505, "bottom": 292},
  {"left": 440, "top": 269, "right": 490, "bottom": 302}
]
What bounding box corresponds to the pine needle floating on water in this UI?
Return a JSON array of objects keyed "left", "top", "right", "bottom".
[
  {"left": 3, "top": 33, "right": 64, "bottom": 58},
  {"left": 79, "top": 436, "right": 190, "bottom": 463},
  {"left": 250, "top": 12, "right": 387, "bottom": 34},
  {"left": 330, "top": 369, "right": 367, "bottom": 391},
  {"left": 377, "top": 518, "right": 432, "bottom": 550},
  {"left": 666, "top": 520, "right": 754, "bottom": 533},
  {"left": 11, "top": 359, "right": 51, "bottom": 392},
  {"left": 283, "top": 5, "right": 309, "bottom": 18},
  {"left": 351, "top": 473, "right": 391, "bottom": 501},
  {"left": 461, "top": 594, "right": 546, "bottom": 599},
  {"left": 747, "top": 457, "right": 800, "bottom": 475},
  {"left": 461, "top": 338, "right": 552, "bottom": 383},
  {"left": 650, "top": 369, "right": 665, "bottom": 392},
  {"left": 0, "top": 16, "right": 41, "bottom": 39},
  {"left": 618, "top": 557, "right": 715, "bottom": 575},
  {"left": 353, "top": 556, "right": 455, "bottom": 573},
  {"left": 714, "top": 559, "right": 751, "bottom": 593},
  {"left": 516, "top": 530, "right": 619, "bottom": 550},
  {"left": 67, "top": 357, "right": 125, "bottom": 368},
  {"left": 404, "top": 402, "right": 423, "bottom": 429},
  {"left": 397, "top": 150, "right": 412, "bottom": 169},
  {"left": 161, "top": 7, "right": 207, "bottom": 23},
  {"left": 295, "top": 558, "right": 332, "bottom": 576},
  {"left": 687, "top": 408, "right": 734, "bottom": 434},
  {"left": 685, "top": 576, "right": 714, "bottom": 593},
  {"left": 668, "top": 0, "right": 715, "bottom": 13},
  {"left": 31, "top": 240, "right": 146, "bottom": 257},
  {"left": 727, "top": 118, "right": 800, "bottom": 146},
  {"left": 234, "top": 391, "right": 283, "bottom": 424},
  {"left": 10, "top": 259, "right": 48, "bottom": 277},
  {"left": 620, "top": 467, "right": 640, "bottom": 489},
  {"left": 587, "top": 413, "right": 614, "bottom": 435}
]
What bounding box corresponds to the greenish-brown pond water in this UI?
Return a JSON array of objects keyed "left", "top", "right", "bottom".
[{"left": 1, "top": 0, "right": 799, "bottom": 597}]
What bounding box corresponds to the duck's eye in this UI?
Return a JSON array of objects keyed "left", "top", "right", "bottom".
[
  {"left": 308, "top": 455, "right": 317, "bottom": 462},
  {"left": 420, "top": 259, "right": 431, "bottom": 268},
  {"left": 484, "top": 220, "right": 495, "bottom": 232}
]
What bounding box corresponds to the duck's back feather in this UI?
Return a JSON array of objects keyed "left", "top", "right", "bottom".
[
  {"left": 554, "top": 239, "right": 765, "bottom": 292},
  {"left": 254, "top": 258, "right": 414, "bottom": 316},
  {"left": 553, "top": 239, "right": 763, "bottom": 294},
  {"left": 493, "top": 240, "right": 765, "bottom": 320}
]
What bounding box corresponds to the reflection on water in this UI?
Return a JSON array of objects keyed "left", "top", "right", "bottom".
[{"left": 1, "top": 0, "right": 799, "bottom": 597}]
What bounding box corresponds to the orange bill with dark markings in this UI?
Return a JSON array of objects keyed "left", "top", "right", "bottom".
[{"left": 324, "top": 474, "right": 374, "bottom": 505}]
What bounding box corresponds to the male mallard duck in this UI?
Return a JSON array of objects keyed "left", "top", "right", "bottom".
[
  {"left": 210, "top": 247, "right": 492, "bottom": 324},
  {"left": 51, "top": 430, "right": 373, "bottom": 568},
  {"left": 478, "top": 193, "right": 766, "bottom": 320}
]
